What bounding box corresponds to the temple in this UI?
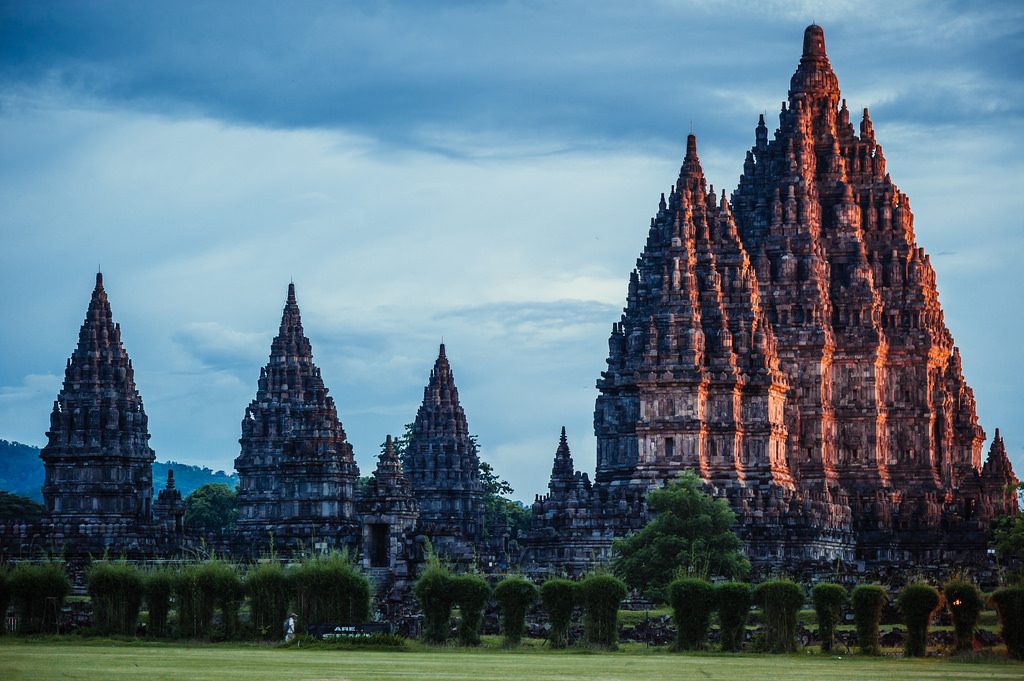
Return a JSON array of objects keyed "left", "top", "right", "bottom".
[
  {"left": 523, "top": 24, "right": 1018, "bottom": 575},
  {"left": 233, "top": 283, "right": 361, "bottom": 553},
  {"left": 401, "top": 344, "right": 491, "bottom": 563}
]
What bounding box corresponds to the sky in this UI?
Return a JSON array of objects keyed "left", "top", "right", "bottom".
[{"left": 1, "top": 1, "right": 1022, "bottom": 502}]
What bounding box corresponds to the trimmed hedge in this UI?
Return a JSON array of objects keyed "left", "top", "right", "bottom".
[
  {"left": 290, "top": 552, "right": 370, "bottom": 631},
  {"left": 851, "top": 584, "right": 887, "bottom": 655},
  {"left": 144, "top": 568, "right": 174, "bottom": 637},
  {"left": 714, "top": 581, "right": 751, "bottom": 652},
  {"left": 87, "top": 560, "right": 144, "bottom": 635},
  {"left": 668, "top": 577, "right": 714, "bottom": 650},
  {"left": 540, "top": 578, "right": 576, "bottom": 649},
  {"left": 896, "top": 583, "right": 941, "bottom": 657},
  {"left": 493, "top": 576, "right": 537, "bottom": 647},
  {"left": 452, "top": 574, "right": 491, "bottom": 646},
  {"left": 413, "top": 558, "right": 454, "bottom": 644},
  {"left": 943, "top": 579, "right": 984, "bottom": 653},
  {"left": 8, "top": 561, "right": 71, "bottom": 634},
  {"left": 990, "top": 585, "right": 1024, "bottom": 660},
  {"left": 247, "top": 561, "right": 290, "bottom": 640},
  {"left": 811, "top": 583, "right": 847, "bottom": 653},
  {"left": 578, "top": 573, "right": 627, "bottom": 649},
  {"left": 0, "top": 568, "right": 8, "bottom": 634},
  {"left": 753, "top": 579, "right": 803, "bottom": 653}
]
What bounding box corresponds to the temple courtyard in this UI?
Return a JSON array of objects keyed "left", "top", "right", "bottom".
[{"left": 0, "top": 640, "right": 1019, "bottom": 681}]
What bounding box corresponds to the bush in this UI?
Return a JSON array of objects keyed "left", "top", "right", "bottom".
[
  {"left": 990, "top": 585, "right": 1024, "bottom": 660},
  {"left": 0, "top": 567, "right": 10, "bottom": 634},
  {"left": 943, "top": 579, "right": 984, "bottom": 653},
  {"left": 578, "top": 573, "right": 627, "bottom": 649},
  {"left": 668, "top": 577, "right": 714, "bottom": 650},
  {"left": 8, "top": 561, "right": 71, "bottom": 634},
  {"left": 144, "top": 568, "right": 174, "bottom": 637},
  {"left": 540, "top": 578, "right": 576, "bottom": 649},
  {"left": 451, "top": 574, "right": 491, "bottom": 646},
  {"left": 198, "top": 559, "right": 244, "bottom": 639},
  {"left": 811, "top": 583, "right": 847, "bottom": 653},
  {"left": 896, "top": 583, "right": 941, "bottom": 657},
  {"left": 714, "top": 581, "right": 751, "bottom": 652},
  {"left": 172, "top": 564, "right": 206, "bottom": 638},
  {"left": 753, "top": 579, "right": 803, "bottom": 653},
  {"left": 413, "top": 557, "right": 454, "bottom": 644},
  {"left": 493, "top": 576, "right": 537, "bottom": 647},
  {"left": 247, "top": 561, "right": 290, "bottom": 640},
  {"left": 289, "top": 551, "right": 371, "bottom": 632},
  {"left": 87, "top": 559, "right": 144, "bottom": 635},
  {"left": 850, "top": 584, "right": 887, "bottom": 655}
]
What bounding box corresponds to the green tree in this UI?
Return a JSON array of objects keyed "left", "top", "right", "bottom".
[
  {"left": 0, "top": 490, "right": 44, "bottom": 522},
  {"left": 611, "top": 472, "right": 749, "bottom": 598},
  {"left": 184, "top": 483, "right": 238, "bottom": 534}
]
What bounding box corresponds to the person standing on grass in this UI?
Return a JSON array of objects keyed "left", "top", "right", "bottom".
[{"left": 284, "top": 613, "right": 296, "bottom": 642}]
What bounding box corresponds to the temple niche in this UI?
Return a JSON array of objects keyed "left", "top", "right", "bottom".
[
  {"left": 524, "top": 24, "right": 1017, "bottom": 576},
  {"left": 233, "top": 283, "right": 360, "bottom": 553}
]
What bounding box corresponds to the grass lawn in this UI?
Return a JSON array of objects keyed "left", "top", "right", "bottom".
[{"left": 0, "top": 639, "right": 1020, "bottom": 681}]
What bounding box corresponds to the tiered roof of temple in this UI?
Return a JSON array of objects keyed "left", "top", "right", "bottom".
[
  {"left": 401, "top": 344, "right": 486, "bottom": 562},
  {"left": 234, "top": 283, "right": 360, "bottom": 552}
]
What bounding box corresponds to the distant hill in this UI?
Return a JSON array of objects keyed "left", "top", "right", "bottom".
[{"left": 0, "top": 439, "right": 238, "bottom": 501}]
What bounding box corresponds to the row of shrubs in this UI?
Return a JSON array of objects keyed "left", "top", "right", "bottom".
[
  {"left": 0, "top": 553, "right": 371, "bottom": 639},
  {"left": 2, "top": 558, "right": 1023, "bottom": 660},
  {"left": 413, "top": 556, "right": 627, "bottom": 648},
  {"left": 667, "top": 577, "right": 1024, "bottom": 658},
  {"left": 413, "top": 563, "right": 1024, "bottom": 658}
]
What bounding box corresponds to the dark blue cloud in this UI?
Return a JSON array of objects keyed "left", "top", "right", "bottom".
[{"left": 9, "top": 1, "right": 1020, "bottom": 156}]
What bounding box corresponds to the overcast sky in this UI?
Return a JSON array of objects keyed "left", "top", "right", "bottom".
[{"left": 1, "top": 1, "right": 1021, "bottom": 501}]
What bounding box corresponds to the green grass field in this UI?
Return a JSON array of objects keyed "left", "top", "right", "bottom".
[{"left": 1, "top": 639, "right": 1020, "bottom": 681}]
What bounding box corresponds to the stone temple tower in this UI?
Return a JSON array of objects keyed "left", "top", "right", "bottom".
[
  {"left": 40, "top": 272, "right": 157, "bottom": 552},
  {"left": 401, "top": 344, "right": 485, "bottom": 562},
  {"left": 234, "top": 283, "right": 360, "bottom": 552}
]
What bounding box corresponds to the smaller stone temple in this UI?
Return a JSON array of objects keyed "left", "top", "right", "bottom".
[
  {"left": 522, "top": 427, "right": 645, "bottom": 576},
  {"left": 152, "top": 469, "right": 185, "bottom": 538},
  {"left": 233, "top": 283, "right": 361, "bottom": 554},
  {"left": 358, "top": 434, "right": 421, "bottom": 612},
  {"left": 401, "top": 344, "right": 488, "bottom": 563}
]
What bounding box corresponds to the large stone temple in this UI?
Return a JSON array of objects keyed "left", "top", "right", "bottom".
[{"left": 523, "top": 25, "right": 1018, "bottom": 575}]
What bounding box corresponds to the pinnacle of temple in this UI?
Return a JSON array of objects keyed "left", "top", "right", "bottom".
[
  {"left": 595, "top": 134, "right": 792, "bottom": 489},
  {"left": 402, "top": 343, "right": 484, "bottom": 550},
  {"left": 234, "top": 283, "right": 359, "bottom": 546},
  {"left": 41, "top": 272, "right": 156, "bottom": 524},
  {"left": 365, "top": 434, "right": 416, "bottom": 504},
  {"left": 546, "top": 426, "right": 591, "bottom": 499},
  {"left": 728, "top": 23, "right": 992, "bottom": 501}
]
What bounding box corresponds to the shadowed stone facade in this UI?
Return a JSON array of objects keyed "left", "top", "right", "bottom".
[
  {"left": 523, "top": 25, "right": 1017, "bottom": 576},
  {"left": 234, "top": 283, "right": 360, "bottom": 553}
]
